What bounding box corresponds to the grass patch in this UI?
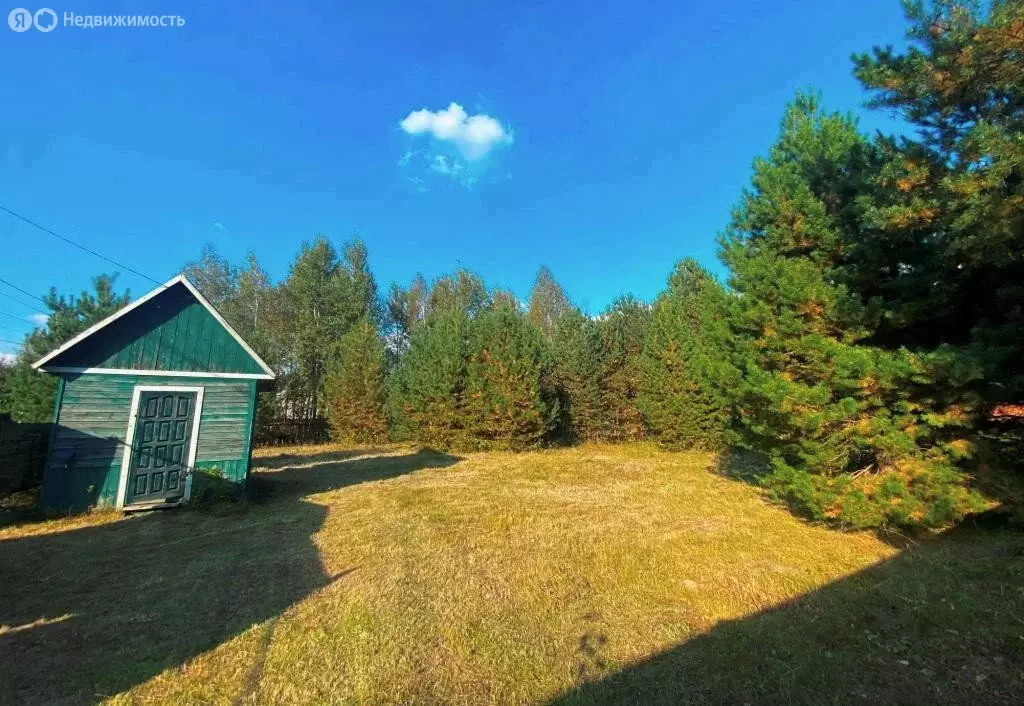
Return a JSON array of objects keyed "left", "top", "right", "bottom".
[{"left": 1, "top": 444, "right": 1020, "bottom": 704}]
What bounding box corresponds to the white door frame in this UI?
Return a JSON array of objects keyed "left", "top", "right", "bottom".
[{"left": 116, "top": 385, "right": 205, "bottom": 508}]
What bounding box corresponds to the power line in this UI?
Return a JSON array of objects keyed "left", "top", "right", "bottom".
[
  {"left": 0, "top": 310, "right": 34, "bottom": 325},
  {"left": 0, "top": 288, "right": 48, "bottom": 315},
  {"left": 0, "top": 205, "right": 163, "bottom": 286},
  {"left": 0, "top": 337, "right": 25, "bottom": 347},
  {"left": 0, "top": 276, "right": 51, "bottom": 308}
]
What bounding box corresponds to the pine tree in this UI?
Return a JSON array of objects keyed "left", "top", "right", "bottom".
[
  {"left": 3, "top": 275, "right": 131, "bottom": 422},
  {"left": 388, "top": 307, "right": 471, "bottom": 448},
  {"left": 596, "top": 296, "right": 650, "bottom": 442},
  {"left": 638, "top": 260, "right": 735, "bottom": 450},
  {"left": 550, "top": 309, "right": 604, "bottom": 442},
  {"left": 720, "top": 95, "right": 984, "bottom": 529},
  {"left": 388, "top": 270, "right": 491, "bottom": 349},
  {"left": 853, "top": 0, "right": 1024, "bottom": 409},
  {"left": 324, "top": 317, "right": 389, "bottom": 444},
  {"left": 464, "top": 303, "right": 557, "bottom": 450}
]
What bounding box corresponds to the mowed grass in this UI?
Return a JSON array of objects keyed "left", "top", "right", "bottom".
[{"left": 1, "top": 445, "right": 1021, "bottom": 705}]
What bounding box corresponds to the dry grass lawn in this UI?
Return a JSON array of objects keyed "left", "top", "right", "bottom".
[{"left": 1, "top": 444, "right": 1021, "bottom": 704}]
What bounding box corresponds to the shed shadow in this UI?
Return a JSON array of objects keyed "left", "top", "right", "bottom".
[
  {"left": 549, "top": 524, "right": 1024, "bottom": 705},
  {"left": 40, "top": 426, "right": 124, "bottom": 513},
  {"left": 6, "top": 425, "right": 232, "bottom": 528},
  {"left": 0, "top": 449, "right": 457, "bottom": 705}
]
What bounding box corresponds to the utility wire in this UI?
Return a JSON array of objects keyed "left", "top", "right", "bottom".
[
  {"left": 0, "top": 337, "right": 25, "bottom": 347},
  {"left": 0, "top": 206, "right": 163, "bottom": 286},
  {"left": 0, "top": 288, "right": 48, "bottom": 315},
  {"left": 0, "top": 310, "right": 34, "bottom": 325},
  {"left": 0, "top": 276, "right": 51, "bottom": 308}
]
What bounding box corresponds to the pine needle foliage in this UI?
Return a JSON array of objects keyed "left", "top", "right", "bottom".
[
  {"left": 324, "top": 317, "right": 389, "bottom": 444},
  {"left": 596, "top": 296, "right": 650, "bottom": 442},
  {"left": 387, "top": 308, "right": 472, "bottom": 449},
  {"left": 638, "top": 260, "right": 737, "bottom": 451},
  {"left": 550, "top": 309, "right": 605, "bottom": 442},
  {"left": 387, "top": 292, "right": 557, "bottom": 451},
  {"left": 464, "top": 304, "right": 558, "bottom": 450},
  {"left": 720, "top": 94, "right": 986, "bottom": 529}
]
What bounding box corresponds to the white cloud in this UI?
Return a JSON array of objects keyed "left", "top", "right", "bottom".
[
  {"left": 430, "top": 155, "right": 462, "bottom": 175},
  {"left": 213, "top": 221, "right": 226, "bottom": 231},
  {"left": 400, "top": 102, "right": 512, "bottom": 161},
  {"left": 0, "top": 351, "right": 16, "bottom": 365},
  {"left": 28, "top": 313, "right": 47, "bottom": 327}
]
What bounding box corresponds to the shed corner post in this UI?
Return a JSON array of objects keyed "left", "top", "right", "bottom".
[
  {"left": 40, "top": 376, "right": 66, "bottom": 509},
  {"left": 242, "top": 379, "right": 258, "bottom": 492}
]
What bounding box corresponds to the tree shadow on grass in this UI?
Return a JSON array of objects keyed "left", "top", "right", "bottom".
[
  {"left": 711, "top": 447, "right": 771, "bottom": 485},
  {"left": 550, "top": 523, "right": 1024, "bottom": 705},
  {"left": 250, "top": 448, "right": 462, "bottom": 499},
  {"left": 0, "top": 449, "right": 460, "bottom": 706},
  {"left": 250, "top": 448, "right": 376, "bottom": 471}
]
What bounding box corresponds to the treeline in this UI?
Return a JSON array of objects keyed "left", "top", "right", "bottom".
[{"left": 2, "top": 1, "right": 1021, "bottom": 530}]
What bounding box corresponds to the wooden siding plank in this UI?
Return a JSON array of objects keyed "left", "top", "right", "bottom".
[
  {"left": 205, "top": 308, "right": 222, "bottom": 371},
  {"left": 139, "top": 321, "right": 158, "bottom": 369},
  {"left": 172, "top": 300, "right": 194, "bottom": 370},
  {"left": 199, "top": 303, "right": 217, "bottom": 370},
  {"left": 155, "top": 301, "right": 179, "bottom": 370},
  {"left": 184, "top": 303, "right": 202, "bottom": 370}
]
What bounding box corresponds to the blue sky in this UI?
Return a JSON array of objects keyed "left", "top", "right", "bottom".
[{"left": 0, "top": 0, "right": 911, "bottom": 358}]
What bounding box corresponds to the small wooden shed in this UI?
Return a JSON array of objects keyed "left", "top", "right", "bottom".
[{"left": 32, "top": 275, "right": 275, "bottom": 510}]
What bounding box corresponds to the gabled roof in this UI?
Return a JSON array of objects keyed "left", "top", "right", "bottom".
[{"left": 32, "top": 275, "right": 276, "bottom": 379}]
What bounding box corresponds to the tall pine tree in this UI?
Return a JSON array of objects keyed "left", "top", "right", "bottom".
[
  {"left": 720, "top": 95, "right": 985, "bottom": 529},
  {"left": 550, "top": 308, "right": 604, "bottom": 442},
  {"left": 464, "top": 303, "right": 557, "bottom": 450},
  {"left": 388, "top": 307, "right": 471, "bottom": 448},
  {"left": 596, "top": 296, "right": 650, "bottom": 442},
  {"left": 639, "top": 260, "right": 735, "bottom": 450},
  {"left": 282, "top": 237, "right": 378, "bottom": 421},
  {"left": 324, "top": 317, "right": 389, "bottom": 444},
  {"left": 853, "top": 0, "right": 1024, "bottom": 409}
]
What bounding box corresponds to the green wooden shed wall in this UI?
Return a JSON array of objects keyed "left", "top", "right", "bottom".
[{"left": 32, "top": 276, "right": 275, "bottom": 511}]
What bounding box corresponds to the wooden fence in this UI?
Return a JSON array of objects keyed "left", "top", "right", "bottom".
[
  {"left": 253, "top": 418, "right": 329, "bottom": 447},
  {"left": 0, "top": 419, "right": 50, "bottom": 497}
]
